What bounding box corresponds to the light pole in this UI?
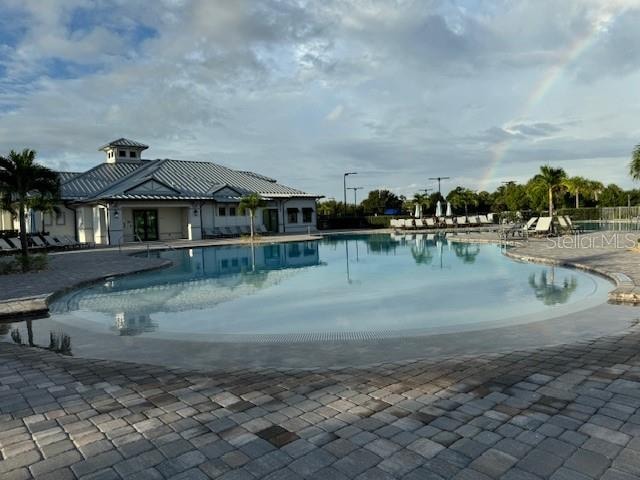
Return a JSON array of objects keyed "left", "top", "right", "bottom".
[
  {"left": 343, "top": 172, "right": 357, "bottom": 216},
  {"left": 348, "top": 187, "right": 363, "bottom": 207},
  {"left": 428, "top": 176, "right": 451, "bottom": 195}
]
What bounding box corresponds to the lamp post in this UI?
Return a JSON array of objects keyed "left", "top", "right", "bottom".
[
  {"left": 348, "top": 187, "right": 363, "bottom": 207},
  {"left": 428, "top": 176, "right": 451, "bottom": 195},
  {"left": 343, "top": 172, "right": 357, "bottom": 216}
]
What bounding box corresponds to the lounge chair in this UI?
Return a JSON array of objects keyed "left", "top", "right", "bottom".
[
  {"left": 257, "top": 224, "right": 268, "bottom": 234},
  {"left": 523, "top": 217, "right": 538, "bottom": 232},
  {"left": 0, "top": 238, "right": 18, "bottom": 253},
  {"left": 487, "top": 213, "right": 496, "bottom": 223},
  {"left": 478, "top": 215, "right": 490, "bottom": 224},
  {"left": 238, "top": 225, "right": 250, "bottom": 235},
  {"left": 30, "top": 236, "right": 48, "bottom": 249},
  {"left": 533, "top": 217, "right": 553, "bottom": 237},
  {"left": 8, "top": 238, "right": 22, "bottom": 250},
  {"left": 557, "top": 216, "right": 574, "bottom": 234},
  {"left": 455, "top": 216, "right": 468, "bottom": 226},
  {"left": 44, "top": 235, "right": 63, "bottom": 248},
  {"left": 223, "top": 227, "right": 238, "bottom": 237},
  {"left": 425, "top": 218, "right": 436, "bottom": 229},
  {"left": 390, "top": 219, "right": 400, "bottom": 229},
  {"left": 403, "top": 219, "right": 415, "bottom": 230},
  {"left": 60, "top": 235, "right": 93, "bottom": 249},
  {"left": 467, "top": 216, "right": 480, "bottom": 226},
  {"left": 445, "top": 218, "right": 455, "bottom": 228},
  {"left": 415, "top": 219, "right": 425, "bottom": 229},
  {"left": 563, "top": 216, "right": 582, "bottom": 233}
]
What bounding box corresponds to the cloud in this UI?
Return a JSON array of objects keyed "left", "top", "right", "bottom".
[{"left": 0, "top": 0, "right": 639, "bottom": 197}]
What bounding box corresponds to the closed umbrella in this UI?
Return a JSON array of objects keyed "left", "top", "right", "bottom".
[
  {"left": 435, "top": 201, "right": 442, "bottom": 217},
  {"left": 414, "top": 203, "right": 421, "bottom": 219},
  {"left": 446, "top": 202, "right": 452, "bottom": 217}
]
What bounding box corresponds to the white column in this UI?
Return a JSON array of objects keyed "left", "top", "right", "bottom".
[{"left": 187, "top": 204, "right": 202, "bottom": 240}]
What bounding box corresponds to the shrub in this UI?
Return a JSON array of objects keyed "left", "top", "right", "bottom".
[{"left": 0, "top": 253, "right": 47, "bottom": 275}]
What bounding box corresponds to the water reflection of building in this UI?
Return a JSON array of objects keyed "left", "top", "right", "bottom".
[
  {"left": 112, "top": 312, "right": 157, "bottom": 336},
  {"left": 52, "top": 242, "right": 322, "bottom": 321}
]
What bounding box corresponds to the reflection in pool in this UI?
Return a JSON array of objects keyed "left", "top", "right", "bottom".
[{"left": 48, "top": 234, "right": 611, "bottom": 339}]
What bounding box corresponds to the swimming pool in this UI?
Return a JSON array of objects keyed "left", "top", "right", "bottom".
[{"left": 48, "top": 234, "right": 611, "bottom": 341}]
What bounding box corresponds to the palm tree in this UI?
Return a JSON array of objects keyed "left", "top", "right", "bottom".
[
  {"left": 562, "top": 176, "right": 588, "bottom": 209},
  {"left": 631, "top": 144, "right": 640, "bottom": 181},
  {"left": 0, "top": 149, "right": 60, "bottom": 258},
  {"left": 239, "top": 193, "right": 266, "bottom": 240},
  {"left": 530, "top": 166, "right": 567, "bottom": 216}
]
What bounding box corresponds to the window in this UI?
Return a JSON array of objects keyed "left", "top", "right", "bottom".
[
  {"left": 119, "top": 150, "right": 126, "bottom": 157},
  {"left": 129, "top": 151, "right": 137, "bottom": 158},
  {"left": 43, "top": 212, "right": 52, "bottom": 227},
  {"left": 229, "top": 207, "right": 236, "bottom": 216},
  {"left": 287, "top": 208, "right": 299, "bottom": 223},
  {"left": 218, "top": 207, "right": 226, "bottom": 216},
  {"left": 56, "top": 211, "right": 65, "bottom": 225},
  {"left": 302, "top": 208, "right": 313, "bottom": 223}
]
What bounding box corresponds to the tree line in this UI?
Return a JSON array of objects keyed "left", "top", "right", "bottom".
[{"left": 320, "top": 151, "right": 640, "bottom": 218}]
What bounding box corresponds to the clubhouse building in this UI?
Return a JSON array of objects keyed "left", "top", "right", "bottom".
[{"left": 2, "top": 138, "right": 320, "bottom": 246}]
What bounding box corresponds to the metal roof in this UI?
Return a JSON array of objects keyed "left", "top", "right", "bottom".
[
  {"left": 57, "top": 171, "right": 82, "bottom": 184},
  {"left": 99, "top": 138, "right": 149, "bottom": 150},
  {"left": 60, "top": 158, "right": 319, "bottom": 201}
]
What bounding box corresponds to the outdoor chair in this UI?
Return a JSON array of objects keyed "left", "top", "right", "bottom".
[
  {"left": 30, "top": 236, "right": 48, "bottom": 249},
  {"left": 533, "top": 217, "right": 553, "bottom": 237},
  {"left": 455, "top": 216, "right": 468, "bottom": 226},
  {"left": 523, "top": 217, "right": 538, "bottom": 232},
  {"left": 563, "top": 216, "right": 582, "bottom": 233},
  {"left": 239, "top": 225, "right": 251, "bottom": 235},
  {"left": 467, "top": 216, "right": 480, "bottom": 226},
  {"left": 445, "top": 218, "right": 455, "bottom": 228},
  {"left": 425, "top": 218, "right": 436, "bottom": 229},
  {"left": 44, "top": 235, "right": 64, "bottom": 248},
  {"left": 0, "top": 238, "right": 18, "bottom": 254},
  {"left": 478, "top": 215, "right": 490, "bottom": 224},
  {"left": 257, "top": 224, "right": 269, "bottom": 234},
  {"left": 415, "top": 219, "right": 425, "bottom": 229}
]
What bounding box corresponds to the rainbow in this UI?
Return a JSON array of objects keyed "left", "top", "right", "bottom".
[{"left": 478, "top": 15, "right": 614, "bottom": 191}]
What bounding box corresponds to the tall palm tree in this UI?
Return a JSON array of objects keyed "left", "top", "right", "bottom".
[
  {"left": 239, "top": 193, "right": 266, "bottom": 240},
  {"left": 631, "top": 144, "right": 640, "bottom": 181},
  {"left": 530, "top": 165, "right": 567, "bottom": 216},
  {"left": 0, "top": 149, "right": 60, "bottom": 258},
  {"left": 562, "top": 176, "right": 588, "bottom": 209}
]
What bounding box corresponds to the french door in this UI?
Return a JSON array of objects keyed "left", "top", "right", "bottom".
[{"left": 133, "top": 209, "right": 158, "bottom": 241}]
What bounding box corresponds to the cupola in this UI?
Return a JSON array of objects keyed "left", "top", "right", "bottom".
[{"left": 99, "top": 138, "right": 148, "bottom": 163}]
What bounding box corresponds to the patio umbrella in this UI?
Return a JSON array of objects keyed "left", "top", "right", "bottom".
[
  {"left": 414, "top": 203, "right": 421, "bottom": 219},
  {"left": 435, "top": 201, "right": 442, "bottom": 217},
  {"left": 446, "top": 202, "right": 452, "bottom": 217}
]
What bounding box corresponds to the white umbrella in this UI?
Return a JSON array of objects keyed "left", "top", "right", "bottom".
[
  {"left": 446, "top": 202, "right": 452, "bottom": 217},
  {"left": 414, "top": 203, "right": 421, "bottom": 219},
  {"left": 435, "top": 201, "right": 442, "bottom": 217}
]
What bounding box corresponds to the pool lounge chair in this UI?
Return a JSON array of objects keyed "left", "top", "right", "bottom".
[
  {"left": 425, "top": 218, "right": 436, "bottom": 229},
  {"left": 239, "top": 225, "right": 251, "bottom": 235},
  {"left": 44, "top": 235, "right": 64, "bottom": 248},
  {"left": 257, "top": 224, "right": 269, "bottom": 235},
  {"left": 415, "top": 219, "right": 425, "bottom": 229},
  {"left": 523, "top": 217, "right": 538, "bottom": 232},
  {"left": 30, "top": 236, "right": 48, "bottom": 249},
  {"left": 467, "top": 216, "right": 480, "bottom": 226},
  {"left": 533, "top": 216, "right": 553, "bottom": 237},
  {"left": 445, "top": 218, "right": 455, "bottom": 228},
  {"left": 0, "top": 238, "right": 18, "bottom": 253},
  {"left": 487, "top": 213, "right": 496, "bottom": 223},
  {"left": 455, "top": 216, "right": 468, "bottom": 226},
  {"left": 563, "top": 216, "right": 582, "bottom": 233},
  {"left": 403, "top": 219, "right": 415, "bottom": 230},
  {"left": 557, "top": 216, "right": 575, "bottom": 234},
  {"left": 478, "top": 215, "right": 490, "bottom": 225}
]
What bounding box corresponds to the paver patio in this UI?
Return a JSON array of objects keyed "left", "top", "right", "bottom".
[{"left": 1, "top": 230, "right": 640, "bottom": 478}]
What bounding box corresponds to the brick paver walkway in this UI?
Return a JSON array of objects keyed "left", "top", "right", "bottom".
[
  {"left": 2, "top": 327, "right": 640, "bottom": 479},
  {"left": 2, "top": 230, "right": 640, "bottom": 478}
]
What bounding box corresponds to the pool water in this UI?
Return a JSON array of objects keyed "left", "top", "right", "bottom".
[{"left": 48, "top": 234, "right": 611, "bottom": 340}]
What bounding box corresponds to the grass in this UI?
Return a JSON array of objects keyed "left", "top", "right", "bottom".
[{"left": 0, "top": 253, "right": 48, "bottom": 275}]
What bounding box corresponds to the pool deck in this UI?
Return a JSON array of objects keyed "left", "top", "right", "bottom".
[{"left": 2, "top": 230, "right": 640, "bottom": 478}]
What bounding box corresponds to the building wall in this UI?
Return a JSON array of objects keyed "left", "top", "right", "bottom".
[{"left": 278, "top": 198, "right": 317, "bottom": 233}]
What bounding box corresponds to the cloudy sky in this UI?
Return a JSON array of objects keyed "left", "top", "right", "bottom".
[{"left": 0, "top": 0, "right": 639, "bottom": 199}]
